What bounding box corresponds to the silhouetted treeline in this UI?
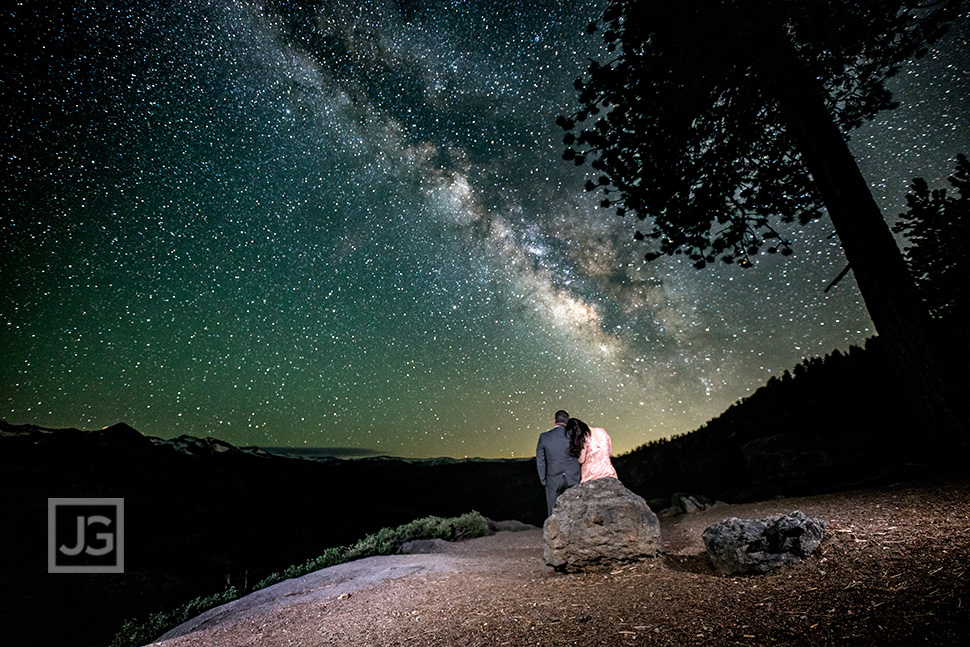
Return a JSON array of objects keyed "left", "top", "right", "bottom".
[
  {"left": 0, "top": 423, "right": 546, "bottom": 647},
  {"left": 614, "top": 322, "right": 967, "bottom": 508}
]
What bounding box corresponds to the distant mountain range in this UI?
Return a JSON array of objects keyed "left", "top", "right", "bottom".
[
  {"left": 0, "top": 420, "right": 538, "bottom": 463},
  {"left": 260, "top": 444, "right": 532, "bottom": 464},
  {"left": 0, "top": 419, "right": 547, "bottom": 647}
]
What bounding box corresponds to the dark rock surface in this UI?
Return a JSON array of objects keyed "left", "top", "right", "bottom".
[
  {"left": 702, "top": 509, "right": 825, "bottom": 575},
  {"left": 486, "top": 518, "right": 537, "bottom": 532}
]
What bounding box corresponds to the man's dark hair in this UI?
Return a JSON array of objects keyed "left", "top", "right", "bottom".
[{"left": 555, "top": 410, "right": 569, "bottom": 424}]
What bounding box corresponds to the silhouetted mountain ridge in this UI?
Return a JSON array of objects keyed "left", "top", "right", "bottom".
[
  {"left": 614, "top": 333, "right": 965, "bottom": 507},
  {"left": 0, "top": 419, "right": 547, "bottom": 647}
]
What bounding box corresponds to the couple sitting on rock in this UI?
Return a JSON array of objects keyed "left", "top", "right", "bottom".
[{"left": 536, "top": 409, "right": 618, "bottom": 517}]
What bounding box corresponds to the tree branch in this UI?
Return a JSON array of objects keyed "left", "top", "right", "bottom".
[{"left": 824, "top": 263, "right": 852, "bottom": 293}]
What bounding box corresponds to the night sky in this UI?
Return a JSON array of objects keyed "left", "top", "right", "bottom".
[{"left": 3, "top": 2, "right": 967, "bottom": 458}]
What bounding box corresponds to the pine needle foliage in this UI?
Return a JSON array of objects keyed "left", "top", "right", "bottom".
[{"left": 893, "top": 154, "right": 969, "bottom": 325}]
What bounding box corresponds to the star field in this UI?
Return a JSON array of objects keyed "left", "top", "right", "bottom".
[{"left": 2, "top": 2, "right": 967, "bottom": 457}]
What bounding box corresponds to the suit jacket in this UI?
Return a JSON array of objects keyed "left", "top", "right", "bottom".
[{"left": 536, "top": 425, "right": 581, "bottom": 490}]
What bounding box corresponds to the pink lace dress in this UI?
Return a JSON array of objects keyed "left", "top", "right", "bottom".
[{"left": 578, "top": 427, "right": 618, "bottom": 482}]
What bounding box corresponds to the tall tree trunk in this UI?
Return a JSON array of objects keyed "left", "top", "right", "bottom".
[{"left": 754, "top": 20, "right": 968, "bottom": 458}]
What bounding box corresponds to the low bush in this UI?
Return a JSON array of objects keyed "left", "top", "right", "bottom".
[{"left": 111, "top": 511, "right": 490, "bottom": 647}]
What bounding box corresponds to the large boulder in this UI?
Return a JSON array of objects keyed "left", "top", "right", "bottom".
[
  {"left": 702, "top": 510, "right": 825, "bottom": 575},
  {"left": 543, "top": 477, "right": 662, "bottom": 571}
]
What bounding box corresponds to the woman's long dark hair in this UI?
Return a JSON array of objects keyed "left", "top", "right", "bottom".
[{"left": 566, "top": 418, "right": 590, "bottom": 458}]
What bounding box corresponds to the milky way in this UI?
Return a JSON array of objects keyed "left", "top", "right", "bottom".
[{"left": 3, "top": 2, "right": 967, "bottom": 457}]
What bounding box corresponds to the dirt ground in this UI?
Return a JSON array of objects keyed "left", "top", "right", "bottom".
[{"left": 151, "top": 477, "right": 969, "bottom": 646}]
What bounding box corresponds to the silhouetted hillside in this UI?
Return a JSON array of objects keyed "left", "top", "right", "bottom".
[
  {"left": 0, "top": 422, "right": 545, "bottom": 647},
  {"left": 614, "top": 330, "right": 967, "bottom": 507}
]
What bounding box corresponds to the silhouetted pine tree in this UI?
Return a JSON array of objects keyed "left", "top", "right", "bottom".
[{"left": 893, "top": 154, "right": 969, "bottom": 329}]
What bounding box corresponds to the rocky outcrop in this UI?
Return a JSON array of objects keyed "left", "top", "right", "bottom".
[
  {"left": 702, "top": 510, "right": 825, "bottom": 575},
  {"left": 486, "top": 518, "right": 537, "bottom": 533},
  {"left": 658, "top": 492, "right": 712, "bottom": 517},
  {"left": 543, "top": 478, "right": 662, "bottom": 571},
  {"left": 400, "top": 538, "right": 453, "bottom": 554}
]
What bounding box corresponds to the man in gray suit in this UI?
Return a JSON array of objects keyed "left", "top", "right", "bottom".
[{"left": 536, "top": 409, "right": 582, "bottom": 517}]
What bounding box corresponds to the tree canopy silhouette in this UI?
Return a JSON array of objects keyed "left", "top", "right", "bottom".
[
  {"left": 893, "top": 154, "right": 969, "bottom": 327},
  {"left": 561, "top": 0, "right": 967, "bottom": 455}
]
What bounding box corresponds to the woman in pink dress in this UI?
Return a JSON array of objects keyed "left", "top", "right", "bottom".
[{"left": 566, "top": 418, "right": 618, "bottom": 482}]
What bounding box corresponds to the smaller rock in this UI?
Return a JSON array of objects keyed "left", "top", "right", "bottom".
[
  {"left": 400, "top": 538, "right": 452, "bottom": 554},
  {"left": 485, "top": 518, "right": 537, "bottom": 533},
  {"left": 492, "top": 519, "right": 537, "bottom": 532},
  {"left": 659, "top": 493, "right": 711, "bottom": 517},
  {"left": 680, "top": 496, "right": 702, "bottom": 514},
  {"left": 702, "top": 510, "right": 825, "bottom": 575},
  {"left": 673, "top": 493, "right": 711, "bottom": 514}
]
